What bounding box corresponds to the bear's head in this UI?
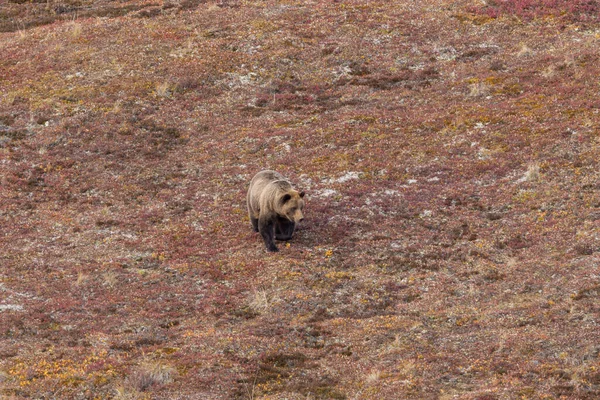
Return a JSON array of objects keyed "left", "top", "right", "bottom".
[{"left": 279, "top": 190, "right": 305, "bottom": 223}]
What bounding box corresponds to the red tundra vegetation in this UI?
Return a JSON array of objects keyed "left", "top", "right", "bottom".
[{"left": 1, "top": 0, "right": 600, "bottom": 398}]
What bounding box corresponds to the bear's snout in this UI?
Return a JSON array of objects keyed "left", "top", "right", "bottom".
[{"left": 293, "top": 210, "right": 304, "bottom": 223}]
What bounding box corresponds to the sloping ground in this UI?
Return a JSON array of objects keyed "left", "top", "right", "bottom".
[{"left": 1, "top": 0, "right": 600, "bottom": 398}]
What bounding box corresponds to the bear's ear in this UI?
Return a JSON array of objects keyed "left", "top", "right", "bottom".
[
  {"left": 280, "top": 193, "right": 292, "bottom": 204},
  {"left": 299, "top": 191, "right": 305, "bottom": 198}
]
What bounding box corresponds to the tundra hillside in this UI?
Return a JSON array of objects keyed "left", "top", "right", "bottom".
[{"left": 1, "top": 0, "right": 600, "bottom": 398}]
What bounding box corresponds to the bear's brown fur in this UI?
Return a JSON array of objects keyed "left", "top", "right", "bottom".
[{"left": 247, "top": 170, "right": 305, "bottom": 252}]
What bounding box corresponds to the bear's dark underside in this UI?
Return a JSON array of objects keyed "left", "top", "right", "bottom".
[{"left": 251, "top": 216, "right": 295, "bottom": 241}]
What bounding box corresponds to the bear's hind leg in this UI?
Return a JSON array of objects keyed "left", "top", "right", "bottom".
[
  {"left": 250, "top": 216, "right": 259, "bottom": 232},
  {"left": 258, "top": 215, "right": 278, "bottom": 252}
]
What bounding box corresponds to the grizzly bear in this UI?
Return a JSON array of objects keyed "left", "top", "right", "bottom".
[{"left": 247, "top": 170, "right": 305, "bottom": 252}]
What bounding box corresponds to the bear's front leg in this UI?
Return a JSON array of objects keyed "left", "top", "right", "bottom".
[
  {"left": 275, "top": 217, "right": 295, "bottom": 241},
  {"left": 258, "top": 215, "right": 278, "bottom": 252}
]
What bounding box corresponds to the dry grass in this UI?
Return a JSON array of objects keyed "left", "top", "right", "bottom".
[
  {"left": 248, "top": 289, "right": 270, "bottom": 314},
  {"left": 120, "top": 362, "right": 176, "bottom": 395},
  {"left": 524, "top": 162, "right": 541, "bottom": 182}
]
